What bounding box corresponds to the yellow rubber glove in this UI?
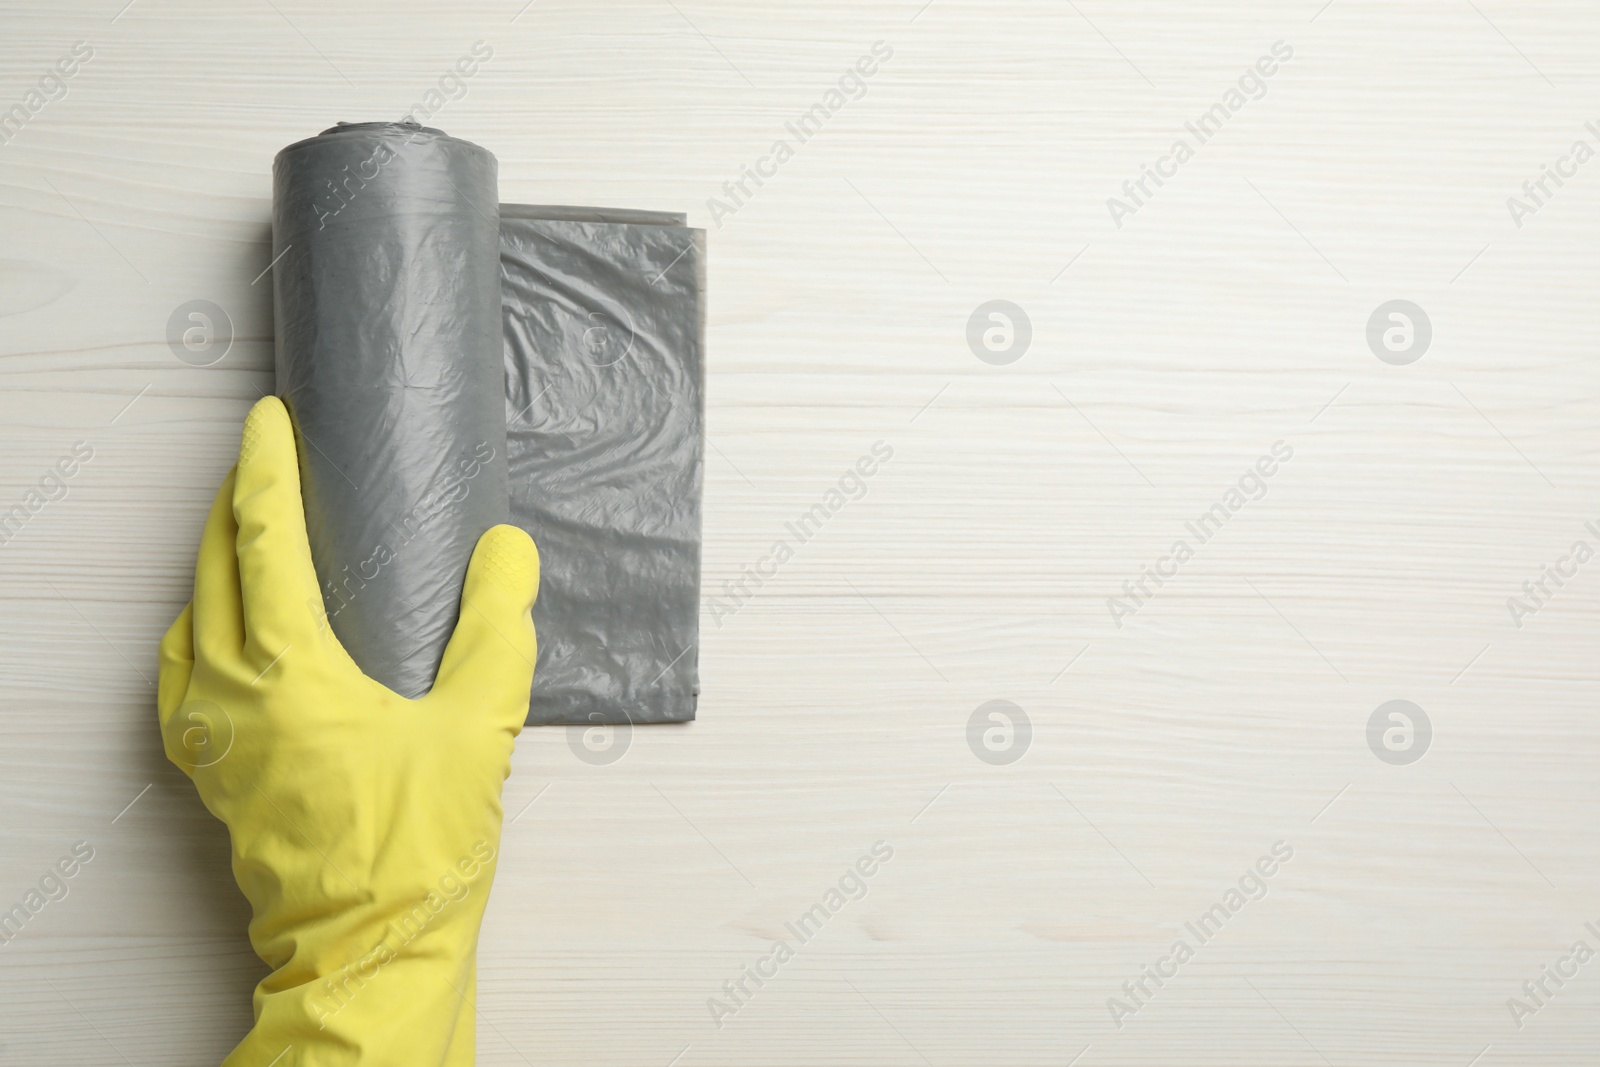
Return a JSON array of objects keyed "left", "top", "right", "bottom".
[{"left": 157, "top": 396, "right": 538, "bottom": 1067}]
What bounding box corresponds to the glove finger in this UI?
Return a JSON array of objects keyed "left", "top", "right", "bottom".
[
  {"left": 193, "top": 467, "right": 244, "bottom": 667},
  {"left": 429, "top": 524, "right": 539, "bottom": 729},
  {"left": 232, "top": 396, "right": 328, "bottom": 666},
  {"left": 157, "top": 601, "right": 194, "bottom": 726}
]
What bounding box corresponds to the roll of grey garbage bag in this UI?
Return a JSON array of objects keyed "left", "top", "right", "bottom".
[
  {"left": 272, "top": 122, "right": 508, "bottom": 698},
  {"left": 501, "top": 208, "right": 705, "bottom": 725}
]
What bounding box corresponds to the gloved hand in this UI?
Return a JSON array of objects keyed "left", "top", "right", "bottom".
[{"left": 157, "top": 396, "right": 538, "bottom": 1066}]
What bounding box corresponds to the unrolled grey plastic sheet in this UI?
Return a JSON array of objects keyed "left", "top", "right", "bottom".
[
  {"left": 271, "top": 122, "right": 703, "bottom": 725},
  {"left": 502, "top": 208, "right": 704, "bottom": 725}
]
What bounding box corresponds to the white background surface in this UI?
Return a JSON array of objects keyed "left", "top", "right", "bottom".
[{"left": 2, "top": 1, "right": 1598, "bottom": 1064}]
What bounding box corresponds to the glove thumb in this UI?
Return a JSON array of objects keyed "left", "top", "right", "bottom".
[{"left": 429, "top": 524, "right": 539, "bottom": 727}]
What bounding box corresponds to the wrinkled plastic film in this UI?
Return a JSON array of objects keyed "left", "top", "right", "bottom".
[
  {"left": 272, "top": 122, "right": 509, "bottom": 699},
  {"left": 502, "top": 212, "right": 704, "bottom": 725}
]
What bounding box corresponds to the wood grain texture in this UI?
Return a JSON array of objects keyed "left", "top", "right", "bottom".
[{"left": 2, "top": 1, "right": 1598, "bottom": 1064}]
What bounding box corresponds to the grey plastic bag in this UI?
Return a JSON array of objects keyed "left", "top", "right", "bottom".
[
  {"left": 502, "top": 209, "right": 704, "bottom": 725},
  {"left": 271, "top": 123, "right": 703, "bottom": 724},
  {"left": 272, "top": 122, "right": 509, "bottom": 700}
]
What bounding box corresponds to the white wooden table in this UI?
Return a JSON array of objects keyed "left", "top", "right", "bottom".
[{"left": 2, "top": 1, "right": 1597, "bottom": 1063}]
